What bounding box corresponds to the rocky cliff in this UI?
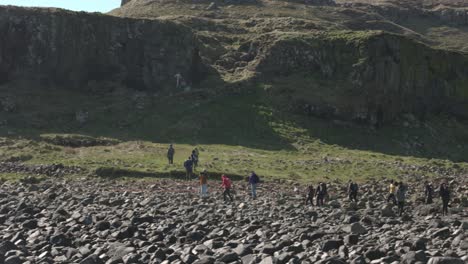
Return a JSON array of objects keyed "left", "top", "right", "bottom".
[
  {"left": 250, "top": 32, "right": 468, "bottom": 124},
  {"left": 0, "top": 6, "right": 200, "bottom": 90}
]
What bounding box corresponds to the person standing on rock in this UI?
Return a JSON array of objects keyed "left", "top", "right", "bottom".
[
  {"left": 439, "top": 182, "right": 450, "bottom": 216},
  {"left": 305, "top": 185, "right": 315, "bottom": 206},
  {"left": 316, "top": 182, "right": 327, "bottom": 206},
  {"left": 184, "top": 156, "right": 194, "bottom": 180},
  {"left": 424, "top": 181, "right": 434, "bottom": 204},
  {"left": 221, "top": 174, "right": 234, "bottom": 202},
  {"left": 199, "top": 169, "right": 208, "bottom": 197},
  {"left": 167, "top": 144, "right": 175, "bottom": 165},
  {"left": 249, "top": 171, "right": 259, "bottom": 199},
  {"left": 348, "top": 180, "right": 359, "bottom": 202},
  {"left": 387, "top": 180, "right": 397, "bottom": 205},
  {"left": 395, "top": 182, "right": 407, "bottom": 216}
]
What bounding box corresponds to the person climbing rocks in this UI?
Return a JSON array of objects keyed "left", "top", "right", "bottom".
[
  {"left": 183, "top": 156, "right": 193, "bottom": 180},
  {"left": 348, "top": 180, "right": 359, "bottom": 202},
  {"left": 424, "top": 181, "right": 434, "bottom": 204},
  {"left": 199, "top": 169, "right": 208, "bottom": 197},
  {"left": 249, "top": 171, "right": 259, "bottom": 199},
  {"left": 221, "top": 174, "right": 233, "bottom": 202},
  {"left": 395, "top": 182, "right": 407, "bottom": 216},
  {"left": 305, "top": 185, "right": 315, "bottom": 206},
  {"left": 191, "top": 149, "right": 199, "bottom": 170},
  {"left": 387, "top": 180, "right": 397, "bottom": 205},
  {"left": 439, "top": 182, "right": 450, "bottom": 216},
  {"left": 316, "top": 182, "right": 327, "bottom": 206},
  {"left": 167, "top": 144, "right": 175, "bottom": 165}
]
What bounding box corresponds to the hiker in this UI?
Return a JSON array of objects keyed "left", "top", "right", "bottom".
[
  {"left": 424, "top": 181, "right": 434, "bottom": 204},
  {"left": 439, "top": 182, "right": 450, "bottom": 216},
  {"left": 395, "top": 182, "right": 407, "bottom": 216},
  {"left": 183, "top": 156, "right": 193, "bottom": 180},
  {"left": 199, "top": 169, "right": 208, "bottom": 197},
  {"left": 221, "top": 174, "right": 233, "bottom": 202},
  {"left": 249, "top": 172, "right": 259, "bottom": 199},
  {"left": 167, "top": 144, "right": 175, "bottom": 165},
  {"left": 348, "top": 180, "right": 359, "bottom": 202},
  {"left": 387, "top": 180, "right": 397, "bottom": 205},
  {"left": 191, "top": 149, "right": 199, "bottom": 170},
  {"left": 305, "top": 185, "right": 315, "bottom": 206},
  {"left": 316, "top": 182, "right": 327, "bottom": 206}
]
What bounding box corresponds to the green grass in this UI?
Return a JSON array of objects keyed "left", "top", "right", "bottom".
[{"left": 1, "top": 83, "right": 468, "bottom": 183}]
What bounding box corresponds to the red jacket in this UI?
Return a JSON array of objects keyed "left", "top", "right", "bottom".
[{"left": 221, "top": 175, "right": 232, "bottom": 189}]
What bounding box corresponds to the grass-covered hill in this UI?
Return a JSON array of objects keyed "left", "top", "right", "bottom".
[{"left": 1, "top": 1, "right": 468, "bottom": 183}]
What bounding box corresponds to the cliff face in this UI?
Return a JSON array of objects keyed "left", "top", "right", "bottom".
[
  {"left": 0, "top": 6, "right": 199, "bottom": 90},
  {"left": 253, "top": 32, "right": 468, "bottom": 124}
]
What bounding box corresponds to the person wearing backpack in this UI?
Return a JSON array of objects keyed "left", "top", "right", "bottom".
[
  {"left": 249, "top": 172, "right": 259, "bottom": 199},
  {"left": 183, "top": 156, "right": 193, "bottom": 180},
  {"left": 305, "top": 185, "right": 315, "bottom": 206},
  {"left": 439, "top": 182, "right": 450, "bottom": 216},
  {"left": 221, "top": 174, "right": 234, "bottom": 202},
  {"left": 348, "top": 180, "right": 359, "bottom": 202},
  {"left": 395, "top": 182, "right": 407, "bottom": 216}
]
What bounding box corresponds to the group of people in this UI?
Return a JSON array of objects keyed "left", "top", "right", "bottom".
[
  {"left": 168, "top": 145, "right": 452, "bottom": 214},
  {"left": 166, "top": 145, "right": 200, "bottom": 180},
  {"left": 423, "top": 181, "right": 451, "bottom": 215},
  {"left": 305, "top": 182, "right": 329, "bottom": 206},
  {"left": 197, "top": 170, "right": 261, "bottom": 202},
  {"left": 304, "top": 179, "right": 452, "bottom": 216},
  {"left": 369, "top": 179, "right": 451, "bottom": 216}
]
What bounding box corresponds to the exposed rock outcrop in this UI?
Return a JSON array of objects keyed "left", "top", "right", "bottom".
[
  {"left": 0, "top": 6, "right": 202, "bottom": 90},
  {"left": 251, "top": 31, "right": 468, "bottom": 124}
]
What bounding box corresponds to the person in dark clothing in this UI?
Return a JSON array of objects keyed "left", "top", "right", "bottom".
[
  {"left": 305, "top": 185, "right": 315, "bottom": 206},
  {"left": 424, "top": 181, "right": 434, "bottom": 204},
  {"left": 395, "top": 182, "right": 407, "bottom": 216},
  {"left": 191, "top": 149, "right": 199, "bottom": 170},
  {"left": 183, "top": 157, "right": 193, "bottom": 180},
  {"left": 167, "top": 144, "right": 175, "bottom": 165},
  {"left": 348, "top": 180, "right": 359, "bottom": 202},
  {"left": 316, "top": 182, "right": 327, "bottom": 206},
  {"left": 439, "top": 182, "right": 450, "bottom": 216},
  {"left": 249, "top": 172, "right": 260, "bottom": 199}
]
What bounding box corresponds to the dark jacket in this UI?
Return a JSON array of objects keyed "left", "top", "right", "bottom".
[
  {"left": 439, "top": 185, "right": 450, "bottom": 200},
  {"left": 184, "top": 159, "right": 193, "bottom": 170},
  {"left": 167, "top": 147, "right": 175, "bottom": 157},
  {"left": 249, "top": 173, "right": 259, "bottom": 184}
]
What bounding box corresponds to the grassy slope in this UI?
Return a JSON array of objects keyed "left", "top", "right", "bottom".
[{"left": 1, "top": 82, "right": 468, "bottom": 183}]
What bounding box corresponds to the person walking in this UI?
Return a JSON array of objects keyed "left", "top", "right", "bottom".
[
  {"left": 395, "top": 182, "right": 407, "bottom": 216},
  {"left": 199, "top": 169, "right": 208, "bottom": 198},
  {"left": 387, "top": 180, "right": 397, "bottom": 205},
  {"left": 316, "top": 182, "right": 326, "bottom": 206},
  {"left": 221, "top": 174, "right": 233, "bottom": 202},
  {"left": 348, "top": 180, "right": 359, "bottom": 202},
  {"left": 183, "top": 156, "right": 193, "bottom": 180},
  {"left": 305, "top": 185, "right": 315, "bottom": 206},
  {"left": 439, "top": 182, "right": 450, "bottom": 216},
  {"left": 167, "top": 144, "right": 175, "bottom": 165},
  {"left": 248, "top": 172, "right": 259, "bottom": 199},
  {"left": 424, "top": 181, "right": 434, "bottom": 204}
]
